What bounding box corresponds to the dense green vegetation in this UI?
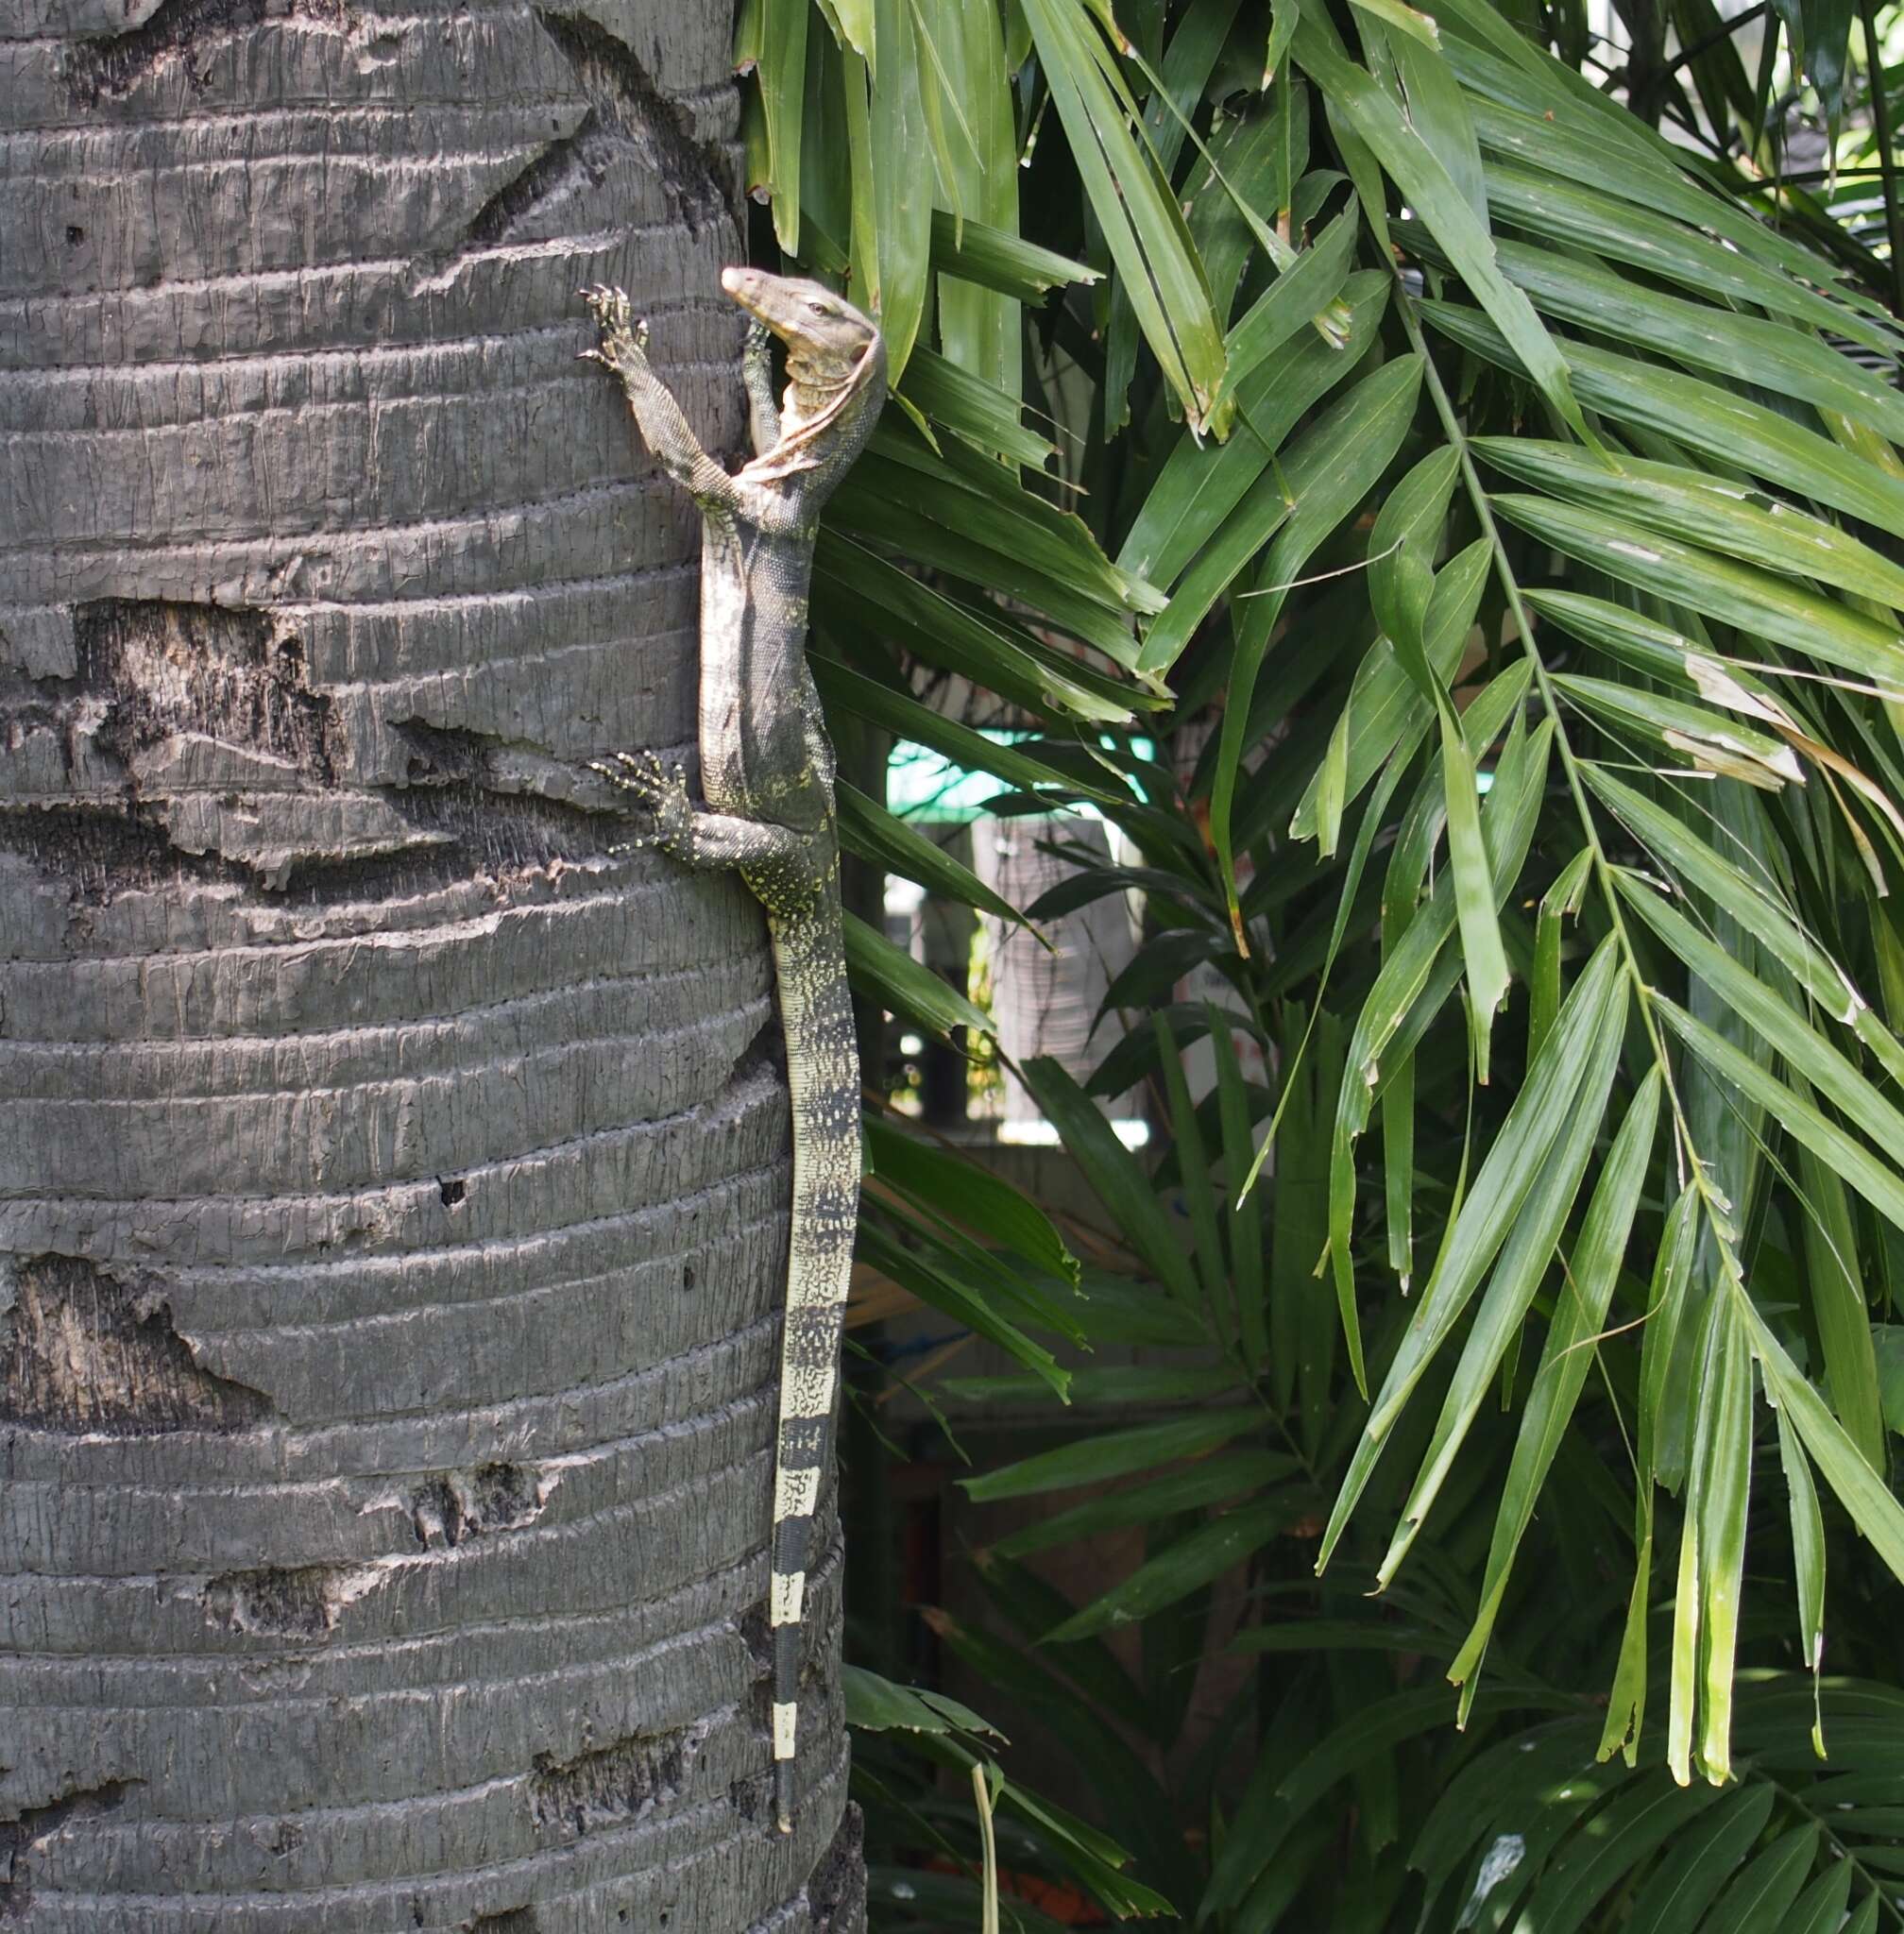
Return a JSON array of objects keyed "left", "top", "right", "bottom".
[{"left": 739, "top": 0, "right": 1904, "bottom": 1923}]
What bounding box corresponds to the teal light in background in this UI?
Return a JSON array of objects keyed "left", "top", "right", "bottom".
[{"left": 887, "top": 734, "right": 1156, "bottom": 823}]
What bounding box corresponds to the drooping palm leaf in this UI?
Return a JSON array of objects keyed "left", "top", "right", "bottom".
[{"left": 747, "top": 0, "right": 1904, "bottom": 1922}]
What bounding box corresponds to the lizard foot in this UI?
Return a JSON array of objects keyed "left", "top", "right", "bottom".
[
  {"left": 579, "top": 284, "right": 650, "bottom": 369},
  {"left": 742, "top": 317, "right": 774, "bottom": 378},
  {"left": 589, "top": 750, "right": 692, "bottom": 858}
]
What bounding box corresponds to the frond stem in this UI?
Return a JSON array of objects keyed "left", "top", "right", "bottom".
[{"left": 1389, "top": 280, "right": 1708, "bottom": 1190}]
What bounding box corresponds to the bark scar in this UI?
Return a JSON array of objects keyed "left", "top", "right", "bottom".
[
  {"left": 200, "top": 1561, "right": 391, "bottom": 1638},
  {"left": 0, "top": 1254, "right": 271, "bottom": 1435},
  {"left": 535, "top": 8, "right": 733, "bottom": 233},
  {"left": 529, "top": 1717, "right": 714, "bottom": 1838},
  {"left": 0, "top": 1779, "right": 141, "bottom": 1919},
  {"left": 66, "top": 0, "right": 268, "bottom": 104}
]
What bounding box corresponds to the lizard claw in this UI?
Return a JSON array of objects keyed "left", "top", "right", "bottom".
[
  {"left": 590, "top": 750, "right": 691, "bottom": 857},
  {"left": 581, "top": 284, "right": 647, "bottom": 363}
]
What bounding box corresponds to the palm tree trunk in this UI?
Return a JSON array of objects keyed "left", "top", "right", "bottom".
[{"left": 0, "top": 3, "right": 860, "bottom": 1926}]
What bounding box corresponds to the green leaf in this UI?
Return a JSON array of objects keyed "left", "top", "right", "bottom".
[
  {"left": 1795, "top": 1145, "right": 1887, "bottom": 1472},
  {"left": 1477, "top": 243, "right": 1904, "bottom": 450},
  {"left": 1708, "top": 1822, "right": 1817, "bottom": 1934},
  {"left": 1493, "top": 495, "right": 1904, "bottom": 696},
  {"left": 1411, "top": 1721, "right": 1621, "bottom": 1907},
  {"left": 1044, "top": 1501, "right": 1290, "bottom": 1640},
  {"left": 816, "top": 530, "right": 1138, "bottom": 721},
  {"left": 1751, "top": 1306, "right": 1904, "bottom": 1585},
  {"left": 814, "top": 657, "right": 1119, "bottom": 802},
  {"left": 1454, "top": 74, "right": 1896, "bottom": 332},
  {"left": 1288, "top": 535, "right": 1488, "bottom": 841},
  {"left": 1349, "top": 0, "right": 1440, "bottom": 48},
  {"left": 929, "top": 210, "right": 1100, "bottom": 298},
  {"left": 1017, "top": 1055, "right": 1200, "bottom": 1305},
  {"left": 945, "top": 1365, "right": 1235, "bottom": 1406},
  {"left": 1156, "top": 1012, "right": 1228, "bottom": 1316},
  {"left": 971, "top": 1552, "right": 1157, "bottom": 1738},
  {"left": 1787, "top": 1864, "right": 1856, "bottom": 1934},
  {"left": 988, "top": 1451, "right": 1294, "bottom": 1560},
  {"left": 1508, "top": 1773, "right": 1723, "bottom": 1934},
  {"left": 843, "top": 1664, "right": 1001, "bottom": 1739},
  {"left": 754, "top": 0, "right": 808, "bottom": 251},
  {"left": 1529, "top": 846, "right": 1592, "bottom": 1069},
  {"left": 1321, "top": 709, "right": 1552, "bottom": 1393},
  {"left": 1120, "top": 269, "right": 1388, "bottom": 592},
  {"left": 1483, "top": 158, "right": 1892, "bottom": 351},
  {"left": 1209, "top": 353, "right": 1425, "bottom": 942},
  {"left": 994, "top": 1783, "right": 1178, "bottom": 1921},
  {"left": 1688, "top": 1291, "right": 1753, "bottom": 1783},
  {"left": 898, "top": 347, "right": 1056, "bottom": 468},
  {"left": 1291, "top": 9, "right": 1589, "bottom": 440},
  {"left": 1376, "top": 21, "right": 1484, "bottom": 218},
  {"left": 857, "top": 1219, "right": 1069, "bottom": 1395},
  {"left": 1579, "top": 765, "right": 1862, "bottom": 1026},
  {"left": 1775, "top": 1408, "right": 1828, "bottom": 1759},
  {"left": 1475, "top": 437, "right": 1904, "bottom": 614},
  {"left": 1842, "top": 1899, "right": 1881, "bottom": 1934},
  {"left": 1627, "top": 886, "right": 1904, "bottom": 1233},
  {"left": 1640, "top": 1185, "right": 1702, "bottom": 1493},
  {"left": 1553, "top": 674, "right": 1802, "bottom": 788},
  {"left": 1449, "top": 1070, "right": 1662, "bottom": 1690},
  {"left": 1620, "top": 1783, "right": 1777, "bottom": 1934},
  {"left": 1211, "top": 1009, "right": 1268, "bottom": 1368},
  {"left": 837, "top": 782, "right": 1025, "bottom": 921},
  {"left": 960, "top": 1411, "right": 1264, "bottom": 1502},
  {"left": 1437, "top": 704, "right": 1510, "bottom": 1073},
  {"left": 866, "top": 0, "right": 932, "bottom": 381},
  {"left": 1020, "top": 0, "right": 1229, "bottom": 433},
  {"left": 1427, "top": 301, "right": 1904, "bottom": 545},
  {"left": 863, "top": 1112, "right": 1079, "bottom": 1284},
  {"left": 1319, "top": 933, "right": 1624, "bottom": 1568},
  {"left": 1599, "top": 1524, "right": 1655, "bottom": 1766},
  {"left": 1204, "top": 1686, "right": 1540, "bottom": 1917},
  {"left": 1216, "top": 199, "right": 1360, "bottom": 405},
  {"left": 832, "top": 458, "right": 1153, "bottom": 672},
  {"left": 844, "top": 908, "right": 995, "bottom": 1041},
  {"left": 1877, "top": 1325, "right": 1904, "bottom": 1435},
  {"left": 1374, "top": 954, "right": 1628, "bottom": 1587},
  {"left": 1659, "top": 991, "right": 1904, "bottom": 1237}
]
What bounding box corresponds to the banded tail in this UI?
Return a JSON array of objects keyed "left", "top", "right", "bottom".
[{"left": 763, "top": 897, "right": 859, "bottom": 1833}]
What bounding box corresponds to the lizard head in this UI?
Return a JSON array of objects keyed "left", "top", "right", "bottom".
[
  {"left": 720, "top": 269, "right": 886, "bottom": 487},
  {"left": 721, "top": 266, "right": 880, "bottom": 394}
]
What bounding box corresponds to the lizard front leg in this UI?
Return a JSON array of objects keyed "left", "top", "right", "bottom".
[
  {"left": 581, "top": 286, "right": 750, "bottom": 516},
  {"left": 742, "top": 320, "right": 782, "bottom": 459},
  {"left": 589, "top": 751, "right": 818, "bottom": 888}
]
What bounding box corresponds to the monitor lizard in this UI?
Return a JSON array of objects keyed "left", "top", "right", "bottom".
[{"left": 578, "top": 270, "right": 886, "bottom": 1835}]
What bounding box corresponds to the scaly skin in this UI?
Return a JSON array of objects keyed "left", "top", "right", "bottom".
[{"left": 580, "top": 272, "right": 886, "bottom": 1835}]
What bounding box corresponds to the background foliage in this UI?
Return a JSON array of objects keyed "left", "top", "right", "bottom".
[{"left": 738, "top": 0, "right": 1904, "bottom": 1924}]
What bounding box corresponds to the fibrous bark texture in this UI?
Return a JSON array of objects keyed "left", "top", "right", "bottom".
[{"left": 0, "top": 2, "right": 858, "bottom": 1926}]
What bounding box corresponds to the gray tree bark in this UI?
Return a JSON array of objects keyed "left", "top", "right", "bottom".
[{"left": 0, "top": 2, "right": 860, "bottom": 1926}]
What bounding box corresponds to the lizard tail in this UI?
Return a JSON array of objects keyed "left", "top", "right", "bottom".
[{"left": 764, "top": 899, "right": 859, "bottom": 1835}]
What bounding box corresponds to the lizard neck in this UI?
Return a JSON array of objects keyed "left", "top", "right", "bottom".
[{"left": 738, "top": 338, "right": 886, "bottom": 494}]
